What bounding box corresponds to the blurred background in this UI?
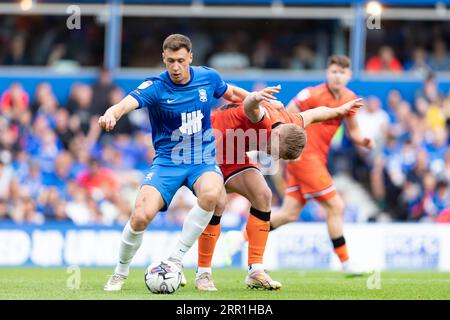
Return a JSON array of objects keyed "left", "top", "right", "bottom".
[{"left": 0, "top": 0, "right": 450, "bottom": 270}]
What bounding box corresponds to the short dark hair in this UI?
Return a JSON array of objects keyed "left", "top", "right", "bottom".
[
  {"left": 327, "top": 55, "right": 351, "bottom": 69},
  {"left": 162, "top": 34, "right": 192, "bottom": 52}
]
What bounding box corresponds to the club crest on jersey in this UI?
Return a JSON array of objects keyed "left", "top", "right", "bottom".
[{"left": 198, "top": 89, "right": 207, "bottom": 102}]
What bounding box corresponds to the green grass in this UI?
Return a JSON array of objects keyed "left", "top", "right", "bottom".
[{"left": 1, "top": 268, "right": 450, "bottom": 300}]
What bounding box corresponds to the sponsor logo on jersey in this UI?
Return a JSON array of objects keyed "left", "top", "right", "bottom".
[
  {"left": 144, "top": 172, "right": 154, "bottom": 180},
  {"left": 138, "top": 80, "right": 153, "bottom": 90},
  {"left": 296, "top": 88, "right": 311, "bottom": 101}
]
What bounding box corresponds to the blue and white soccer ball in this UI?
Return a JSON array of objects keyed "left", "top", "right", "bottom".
[{"left": 144, "top": 260, "right": 182, "bottom": 294}]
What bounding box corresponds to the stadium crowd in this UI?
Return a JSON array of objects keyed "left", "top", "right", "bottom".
[
  {"left": 0, "top": 69, "right": 449, "bottom": 226},
  {"left": 0, "top": 69, "right": 252, "bottom": 226},
  {"left": 2, "top": 16, "right": 450, "bottom": 72},
  {"left": 351, "top": 74, "right": 450, "bottom": 222}
]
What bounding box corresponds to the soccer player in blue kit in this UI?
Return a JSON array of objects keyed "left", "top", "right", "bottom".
[{"left": 101, "top": 34, "right": 249, "bottom": 291}]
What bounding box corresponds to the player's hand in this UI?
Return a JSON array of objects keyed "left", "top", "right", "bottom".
[
  {"left": 338, "top": 98, "right": 364, "bottom": 116},
  {"left": 98, "top": 113, "right": 117, "bottom": 132},
  {"left": 360, "top": 137, "right": 375, "bottom": 150},
  {"left": 251, "top": 85, "right": 281, "bottom": 103}
]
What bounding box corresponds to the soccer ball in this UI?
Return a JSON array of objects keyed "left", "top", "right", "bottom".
[{"left": 144, "top": 260, "right": 182, "bottom": 294}]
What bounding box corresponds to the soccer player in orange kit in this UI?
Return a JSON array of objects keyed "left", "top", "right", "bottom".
[
  {"left": 271, "top": 55, "right": 375, "bottom": 275},
  {"left": 194, "top": 83, "right": 364, "bottom": 291}
]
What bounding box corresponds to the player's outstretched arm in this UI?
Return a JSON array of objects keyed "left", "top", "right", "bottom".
[
  {"left": 222, "top": 84, "right": 251, "bottom": 102},
  {"left": 243, "top": 85, "right": 281, "bottom": 123},
  {"left": 300, "top": 98, "right": 364, "bottom": 128},
  {"left": 98, "top": 95, "right": 139, "bottom": 132}
]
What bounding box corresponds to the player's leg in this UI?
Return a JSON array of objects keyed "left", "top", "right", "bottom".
[
  {"left": 270, "top": 178, "right": 305, "bottom": 229},
  {"left": 167, "top": 168, "right": 224, "bottom": 270},
  {"left": 317, "top": 192, "right": 362, "bottom": 275},
  {"left": 225, "top": 169, "right": 281, "bottom": 290},
  {"left": 240, "top": 173, "right": 304, "bottom": 242},
  {"left": 195, "top": 165, "right": 253, "bottom": 277},
  {"left": 195, "top": 186, "right": 226, "bottom": 291},
  {"left": 105, "top": 164, "right": 185, "bottom": 291},
  {"left": 104, "top": 185, "right": 165, "bottom": 291}
]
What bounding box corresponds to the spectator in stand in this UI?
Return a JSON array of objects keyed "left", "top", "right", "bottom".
[
  {"left": 386, "top": 90, "right": 403, "bottom": 123},
  {"left": 54, "top": 108, "right": 75, "bottom": 150},
  {"left": 366, "top": 46, "right": 403, "bottom": 73},
  {"left": 0, "top": 83, "right": 29, "bottom": 119},
  {"left": 208, "top": 38, "right": 250, "bottom": 69},
  {"left": 0, "top": 198, "right": 9, "bottom": 221},
  {"left": 428, "top": 39, "right": 450, "bottom": 72},
  {"left": 34, "top": 128, "right": 61, "bottom": 174},
  {"left": 90, "top": 68, "right": 116, "bottom": 117},
  {"left": 405, "top": 47, "right": 431, "bottom": 77},
  {"left": 42, "top": 151, "right": 74, "bottom": 199},
  {"left": 0, "top": 150, "right": 18, "bottom": 201},
  {"left": 289, "top": 44, "right": 323, "bottom": 70},
  {"left": 442, "top": 150, "right": 450, "bottom": 183},
  {"left": 426, "top": 128, "right": 449, "bottom": 174},
  {"left": 3, "top": 34, "right": 29, "bottom": 66},
  {"left": 69, "top": 85, "right": 94, "bottom": 135},
  {"left": 30, "top": 83, "right": 59, "bottom": 119},
  {"left": 39, "top": 152, "right": 73, "bottom": 221},
  {"left": 415, "top": 74, "right": 442, "bottom": 112},
  {"left": 356, "top": 96, "right": 390, "bottom": 152},
  {"left": 77, "top": 157, "right": 131, "bottom": 224}
]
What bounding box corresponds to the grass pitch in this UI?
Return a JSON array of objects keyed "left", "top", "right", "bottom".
[{"left": 1, "top": 268, "right": 449, "bottom": 300}]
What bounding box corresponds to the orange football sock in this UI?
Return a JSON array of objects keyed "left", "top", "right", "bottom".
[
  {"left": 198, "top": 223, "right": 221, "bottom": 268},
  {"left": 334, "top": 244, "right": 349, "bottom": 263},
  {"left": 246, "top": 208, "right": 271, "bottom": 265},
  {"left": 331, "top": 235, "right": 350, "bottom": 263}
]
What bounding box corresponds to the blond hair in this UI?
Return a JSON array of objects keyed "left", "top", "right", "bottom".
[{"left": 279, "top": 124, "right": 307, "bottom": 160}]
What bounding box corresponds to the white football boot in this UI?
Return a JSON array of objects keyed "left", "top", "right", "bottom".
[
  {"left": 168, "top": 258, "right": 187, "bottom": 287},
  {"left": 104, "top": 273, "right": 127, "bottom": 291},
  {"left": 342, "top": 260, "right": 367, "bottom": 277}
]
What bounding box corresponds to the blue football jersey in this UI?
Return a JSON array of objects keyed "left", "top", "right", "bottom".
[{"left": 129, "top": 66, "right": 228, "bottom": 165}]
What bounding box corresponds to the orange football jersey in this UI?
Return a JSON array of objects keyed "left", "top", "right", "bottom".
[
  {"left": 211, "top": 101, "right": 304, "bottom": 165},
  {"left": 291, "top": 83, "right": 357, "bottom": 165}
]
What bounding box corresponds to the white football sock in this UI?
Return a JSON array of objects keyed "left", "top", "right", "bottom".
[
  {"left": 169, "top": 203, "right": 214, "bottom": 262},
  {"left": 114, "top": 221, "right": 144, "bottom": 277},
  {"left": 248, "top": 263, "right": 264, "bottom": 273},
  {"left": 196, "top": 267, "right": 212, "bottom": 276}
]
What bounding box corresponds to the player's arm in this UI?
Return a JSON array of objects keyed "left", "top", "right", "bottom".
[
  {"left": 300, "top": 98, "right": 364, "bottom": 128},
  {"left": 286, "top": 99, "right": 300, "bottom": 113},
  {"left": 98, "top": 95, "right": 139, "bottom": 132},
  {"left": 222, "top": 84, "right": 251, "bottom": 102},
  {"left": 243, "top": 85, "right": 281, "bottom": 123},
  {"left": 345, "top": 115, "right": 375, "bottom": 150}
]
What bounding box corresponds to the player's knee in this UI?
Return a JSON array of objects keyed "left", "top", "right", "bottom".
[
  {"left": 281, "top": 201, "right": 301, "bottom": 222},
  {"left": 251, "top": 186, "right": 272, "bottom": 210},
  {"left": 131, "top": 201, "right": 152, "bottom": 231},
  {"left": 198, "top": 188, "right": 222, "bottom": 211},
  {"left": 129, "top": 212, "right": 149, "bottom": 232},
  {"left": 214, "top": 195, "right": 227, "bottom": 216},
  {"left": 327, "top": 197, "right": 345, "bottom": 218}
]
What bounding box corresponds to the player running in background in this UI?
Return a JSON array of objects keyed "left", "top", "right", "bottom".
[
  {"left": 194, "top": 85, "right": 364, "bottom": 291},
  {"left": 271, "top": 55, "right": 375, "bottom": 275},
  {"left": 101, "top": 34, "right": 249, "bottom": 291}
]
